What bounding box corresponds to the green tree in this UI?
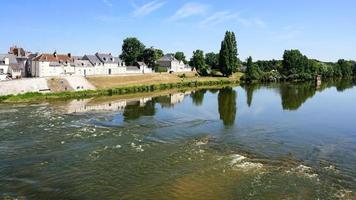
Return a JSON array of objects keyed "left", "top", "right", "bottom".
[
  {"left": 336, "top": 59, "right": 353, "bottom": 77},
  {"left": 120, "top": 37, "right": 145, "bottom": 66},
  {"left": 218, "top": 87, "right": 237, "bottom": 126},
  {"left": 190, "top": 50, "right": 207, "bottom": 75},
  {"left": 205, "top": 52, "right": 219, "bottom": 69},
  {"left": 219, "top": 31, "right": 239, "bottom": 76},
  {"left": 174, "top": 52, "right": 187, "bottom": 64},
  {"left": 282, "top": 49, "right": 309, "bottom": 77},
  {"left": 245, "top": 56, "right": 261, "bottom": 81},
  {"left": 155, "top": 49, "right": 164, "bottom": 60},
  {"left": 142, "top": 47, "right": 164, "bottom": 68}
]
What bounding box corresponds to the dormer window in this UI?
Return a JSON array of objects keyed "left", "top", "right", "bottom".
[
  {"left": 110, "top": 58, "right": 113, "bottom": 61},
  {"left": 103, "top": 57, "right": 106, "bottom": 61}
]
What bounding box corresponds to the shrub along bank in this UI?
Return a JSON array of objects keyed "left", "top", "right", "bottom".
[{"left": 0, "top": 79, "right": 240, "bottom": 103}]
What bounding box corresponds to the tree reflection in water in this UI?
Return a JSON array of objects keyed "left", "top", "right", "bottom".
[
  {"left": 218, "top": 87, "right": 237, "bottom": 126},
  {"left": 190, "top": 90, "right": 207, "bottom": 106}
]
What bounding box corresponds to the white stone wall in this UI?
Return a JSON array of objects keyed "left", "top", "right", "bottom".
[{"left": 0, "top": 78, "right": 50, "bottom": 96}]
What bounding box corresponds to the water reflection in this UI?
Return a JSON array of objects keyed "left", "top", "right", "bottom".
[
  {"left": 190, "top": 90, "right": 207, "bottom": 106},
  {"left": 243, "top": 78, "right": 356, "bottom": 110},
  {"left": 218, "top": 87, "right": 237, "bottom": 126},
  {"left": 123, "top": 100, "right": 156, "bottom": 121},
  {"left": 61, "top": 79, "right": 355, "bottom": 127}
]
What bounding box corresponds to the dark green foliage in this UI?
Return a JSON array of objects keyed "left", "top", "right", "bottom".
[
  {"left": 175, "top": 52, "right": 187, "bottom": 64},
  {"left": 123, "top": 100, "right": 155, "bottom": 121},
  {"left": 155, "top": 49, "right": 164, "bottom": 60},
  {"left": 280, "top": 82, "right": 316, "bottom": 110},
  {"left": 255, "top": 60, "right": 282, "bottom": 72},
  {"left": 205, "top": 52, "right": 219, "bottom": 69},
  {"left": 245, "top": 56, "right": 261, "bottom": 81},
  {"left": 155, "top": 66, "right": 168, "bottom": 73},
  {"left": 218, "top": 87, "right": 237, "bottom": 126},
  {"left": 282, "top": 49, "right": 310, "bottom": 77},
  {"left": 219, "top": 31, "right": 239, "bottom": 76},
  {"left": 190, "top": 89, "right": 207, "bottom": 106},
  {"left": 336, "top": 59, "right": 353, "bottom": 77},
  {"left": 191, "top": 50, "right": 208, "bottom": 75},
  {"left": 142, "top": 47, "right": 164, "bottom": 68},
  {"left": 120, "top": 37, "right": 145, "bottom": 66}
]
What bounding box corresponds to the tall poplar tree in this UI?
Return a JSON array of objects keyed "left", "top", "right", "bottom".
[{"left": 219, "top": 31, "right": 239, "bottom": 76}]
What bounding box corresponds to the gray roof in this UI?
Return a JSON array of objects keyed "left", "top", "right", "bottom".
[
  {"left": 83, "top": 55, "right": 102, "bottom": 65},
  {"left": 158, "top": 54, "right": 177, "bottom": 62},
  {"left": 74, "top": 60, "right": 93, "bottom": 68},
  {"left": 95, "top": 53, "right": 119, "bottom": 64},
  {"left": 83, "top": 53, "right": 122, "bottom": 65}
]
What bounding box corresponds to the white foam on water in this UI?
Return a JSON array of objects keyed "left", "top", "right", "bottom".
[
  {"left": 286, "top": 165, "right": 319, "bottom": 180},
  {"left": 229, "top": 154, "right": 264, "bottom": 171},
  {"left": 230, "top": 154, "right": 246, "bottom": 165},
  {"left": 131, "top": 142, "right": 144, "bottom": 152}
]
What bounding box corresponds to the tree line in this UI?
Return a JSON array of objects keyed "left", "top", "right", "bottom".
[
  {"left": 119, "top": 31, "right": 356, "bottom": 81},
  {"left": 119, "top": 31, "right": 240, "bottom": 76},
  {"left": 244, "top": 50, "right": 356, "bottom": 82}
]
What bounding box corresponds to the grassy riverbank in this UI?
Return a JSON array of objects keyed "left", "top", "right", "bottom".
[{"left": 0, "top": 73, "right": 242, "bottom": 103}]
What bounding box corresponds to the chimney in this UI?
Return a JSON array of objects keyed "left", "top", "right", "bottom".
[{"left": 67, "top": 53, "right": 71, "bottom": 58}]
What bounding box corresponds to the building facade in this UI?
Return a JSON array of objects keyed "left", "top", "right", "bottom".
[
  {"left": 30, "top": 52, "right": 153, "bottom": 77},
  {"left": 156, "top": 54, "right": 192, "bottom": 73}
]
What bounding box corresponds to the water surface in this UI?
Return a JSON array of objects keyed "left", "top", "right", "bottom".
[{"left": 0, "top": 79, "right": 355, "bottom": 199}]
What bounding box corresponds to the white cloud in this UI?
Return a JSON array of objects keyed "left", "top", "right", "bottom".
[
  {"left": 200, "top": 11, "right": 239, "bottom": 26},
  {"left": 133, "top": 1, "right": 166, "bottom": 17},
  {"left": 169, "top": 2, "right": 210, "bottom": 21},
  {"left": 199, "top": 11, "right": 266, "bottom": 28},
  {"left": 101, "top": 0, "right": 113, "bottom": 7}
]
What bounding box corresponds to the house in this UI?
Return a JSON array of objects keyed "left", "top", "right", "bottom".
[
  {"left": 0, "top": 54, "right": 24, "bottom": 80},
  {"left": 82, "top": 53, "right": 126, "bottom": 75},
  {"left": 156, "top": 54, "right": 192, "bottom": 73},
  {"left": 31, "top": 52, "right": 129, "bottom": 77},
  {"left": 31, "top": 52, "right": 74, "bottom": 77},
  {"left": 125, "top": 62, "right": 152, "bottom": 74}
]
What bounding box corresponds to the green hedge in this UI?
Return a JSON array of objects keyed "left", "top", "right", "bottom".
[{"left": 0, "top": 79, "right": 240, "bottom": 103}]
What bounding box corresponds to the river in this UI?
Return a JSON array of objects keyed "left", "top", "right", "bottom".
[{"left": 0, "top": 79, "right": 355, "bottom": 199}]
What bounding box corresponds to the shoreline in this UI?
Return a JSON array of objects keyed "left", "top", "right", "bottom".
[{"left": 0, "top": 78, "right": 240, "bottom": 103}]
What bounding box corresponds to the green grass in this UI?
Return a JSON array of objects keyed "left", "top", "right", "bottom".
[{"left": 0, "top": 79, "right": 240, "bottom": 103}]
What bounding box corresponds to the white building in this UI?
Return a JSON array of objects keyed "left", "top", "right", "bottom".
[
  {"left": 0, "top": 54, "right": 23, "bottom": 81},
  {"left": 156, "top": 54, "right": 192, "bottom": 73},
  {"left": 31, "top": 52, "right": 74, "bottom": 77},
  {"left": 30, "top": 51, "right": 153, "bottom": 77}
]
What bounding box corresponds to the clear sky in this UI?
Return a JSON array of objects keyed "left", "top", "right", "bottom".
[{"left": 1, "top": 0, "right": 355, "bottom": 61}]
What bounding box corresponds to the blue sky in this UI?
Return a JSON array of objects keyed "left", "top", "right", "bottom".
[{"left": 1, "top": 0, "right": 355, "bottom": 61}]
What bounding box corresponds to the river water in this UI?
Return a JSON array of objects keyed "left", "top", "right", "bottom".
[{"left": 0, "top": 79, "right": 355, "bottom": 199}]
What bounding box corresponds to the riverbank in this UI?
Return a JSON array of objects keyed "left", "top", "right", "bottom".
[{"left": 0, "top": 72, "right": 242, "bottom": 103}]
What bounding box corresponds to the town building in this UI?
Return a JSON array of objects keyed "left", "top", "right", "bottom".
[
  {"left": 156, "top": 54, "right": 192, "bottom": 73},
  {"left": 0, "top": 53, "right": 23, "bottom": 80},
  {"left": 30, "top": 51, "right": 153, "bottom": 77}
]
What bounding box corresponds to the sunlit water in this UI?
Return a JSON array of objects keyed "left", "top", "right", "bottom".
[{"left": 0, "top": 79, "right": 355, "bottom": 199}]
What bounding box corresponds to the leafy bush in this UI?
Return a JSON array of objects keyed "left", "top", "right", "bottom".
[{"left": 155, "top": 66, "right": 168, "bottom": 73}]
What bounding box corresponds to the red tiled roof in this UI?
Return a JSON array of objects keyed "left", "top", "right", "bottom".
[{"left": 33, "top": 54, "right": 73, "bottom": 62}]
